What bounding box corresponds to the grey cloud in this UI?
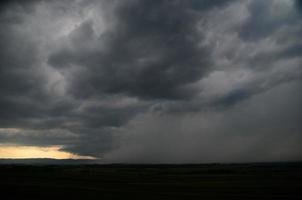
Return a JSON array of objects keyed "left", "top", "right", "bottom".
[
  {"left": 239, "top": 0, "right": 300, "bottom": 41},
  {"left": 0, "top": 0, "right": 301, "bottom": 162}
]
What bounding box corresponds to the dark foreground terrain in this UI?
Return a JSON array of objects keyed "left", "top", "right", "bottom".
[{"left": 0, "top": 162, "right": 301, "bottom": 199}]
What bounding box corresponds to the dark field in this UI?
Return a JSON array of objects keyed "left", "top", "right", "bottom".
[{"left": 1, "top": 162, "right": 301, "bottom": 199}]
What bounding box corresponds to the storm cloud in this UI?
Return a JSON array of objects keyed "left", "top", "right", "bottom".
[{"left": 0, "top": 0, "right": 301, "bottom": 162}]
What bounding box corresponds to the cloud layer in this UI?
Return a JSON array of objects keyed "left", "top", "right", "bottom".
[{"left": 0, "top": 0, "right": 301, "bottom": 162}]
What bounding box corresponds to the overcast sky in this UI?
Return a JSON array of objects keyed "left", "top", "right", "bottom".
[{"left": 0, "top": 0, "right": 301, "bottom": 163}]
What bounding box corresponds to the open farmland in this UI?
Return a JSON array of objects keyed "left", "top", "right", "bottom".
[{"left": 0, "top": 162, "right": 301, "bottom": 199}]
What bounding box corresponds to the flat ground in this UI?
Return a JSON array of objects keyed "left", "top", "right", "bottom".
[{"left": 0, "top": 162, "right": 301, "bottom": 199}]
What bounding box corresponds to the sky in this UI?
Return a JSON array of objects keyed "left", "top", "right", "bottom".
[{"left": 0, "top": 0, "right": 301, "bottom": 163}]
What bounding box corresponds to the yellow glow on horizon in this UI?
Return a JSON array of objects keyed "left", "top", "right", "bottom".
[{"left": 0, "top": 145, "right": 96, "bottom": 160}]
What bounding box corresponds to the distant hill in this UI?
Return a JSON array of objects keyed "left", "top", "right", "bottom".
[
  {"left": 1, "top": 158, "right": 301, "bottom": 166},
  {"left": 0, "top": 158, "right": 100, "bottom": 165}
]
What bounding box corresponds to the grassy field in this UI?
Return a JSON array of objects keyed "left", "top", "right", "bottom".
[{"left": 0, "top": 162, "right": 301, "bottom": 199}]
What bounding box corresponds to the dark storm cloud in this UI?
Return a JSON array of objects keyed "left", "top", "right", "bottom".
[
  {"left": 0, "top": 9, "right": 46, "bottom": 127},
  {"left": 0, "top": 0, "right": 38, "bottom": 11},
  {"left": 296, "top": 0, "right": 302, "bottom": 11},
  {"left": 61, "top": 128, "right": 114, "bottom": 157},
  {"left": 79, "top": 104, "right": 146, "bottom": 129},
  {"left": 0, "top": 0, "right": 301, "bottom": 162},
  {"left": 280, "top": 44, "right": 302, "bottom": 59},
  {"left": 49, "top": 0, "right": 212, "bottom": 100},
  {"left": 190, "top": 0, "right": 236, "bottom": 10},
  {"left": 211, "top": 89, "right": 249, "bottom": 108},
  {"left": 0, "top": 0, "right": 81, "bottom": 147}
]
